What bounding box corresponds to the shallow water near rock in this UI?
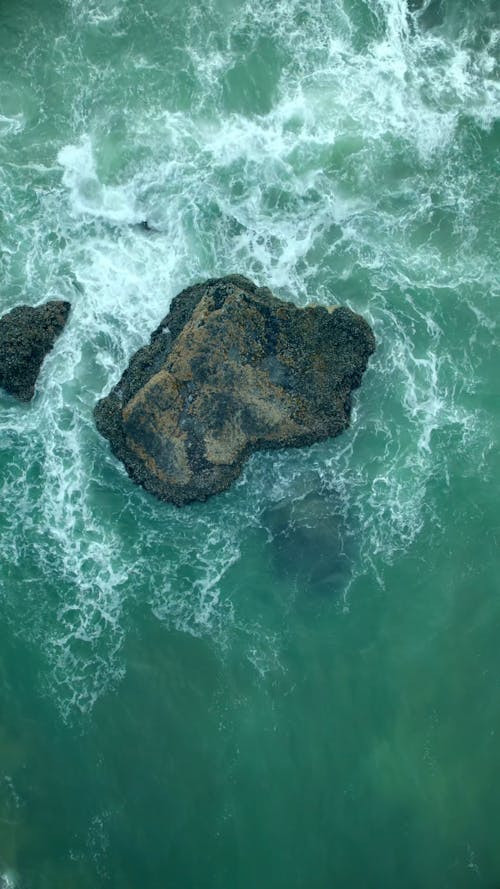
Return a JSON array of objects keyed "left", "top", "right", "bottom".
[{"left": 0, "top": 0, "right": 499, "bottom": 886}]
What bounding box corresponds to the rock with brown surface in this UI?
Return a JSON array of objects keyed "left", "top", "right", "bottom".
[
  {"left": 0, "top": 300, "right": 71, "bottom": 402},
  {"left": 94, "top": 275, "right": 375, "bottom": 505}
]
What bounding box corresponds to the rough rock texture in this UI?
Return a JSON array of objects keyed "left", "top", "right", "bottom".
[
  {"left": 0, "top": 300, "right": 71, "bottom": 402},
  {"left": 95, "top": 275, "right": 375, "bottom": 505}
]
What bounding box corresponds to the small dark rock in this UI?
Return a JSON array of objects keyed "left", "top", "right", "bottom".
[
  {"left": 0, "top": 300, "right": 71, "bottom": 402},
  {"left": 136, "top": 220, "right": 159, "bottom": 234}
]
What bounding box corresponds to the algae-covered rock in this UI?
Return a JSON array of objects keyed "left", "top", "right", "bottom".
[
  {"left": 94, "top": 275, "right": 375, "bottom": 505},
  {"left": 0, "top": 300, "right": 71, "bottom": 402}
]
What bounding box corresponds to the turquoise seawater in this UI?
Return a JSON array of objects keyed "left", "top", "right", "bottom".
[{"left": 0, "top": 0, "right": 499, "bottom": 885}]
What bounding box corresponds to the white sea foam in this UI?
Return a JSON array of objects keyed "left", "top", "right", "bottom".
[
  {"left": 0, "top": 114, "right": 25, "bottom": 137},
  {"left": 58, "top": 137, "right": 138, "bottom": 225},
  {"left": 67, "top": 0, "right": 124, "bottom": 26}
]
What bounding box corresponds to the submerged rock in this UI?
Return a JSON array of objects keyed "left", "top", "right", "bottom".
[
  {"left": 264, "top": 491, "right": 354, "bottom": 597},
  {"left": 94, "top": 275, "right": 375, "bottom": 505},
  {"left": 0, "top": 300, "right": 71, "bottom": 402}
]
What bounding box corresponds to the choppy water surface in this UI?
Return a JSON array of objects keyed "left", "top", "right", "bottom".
[{"left": 0, "top": 0, "right": 499, "bottom": 885}]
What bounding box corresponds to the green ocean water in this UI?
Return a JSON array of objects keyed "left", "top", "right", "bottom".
[{"left": 0, "top": 0, "right": 499, "bottom": 886}]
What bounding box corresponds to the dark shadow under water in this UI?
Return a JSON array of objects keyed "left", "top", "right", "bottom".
[{"left": 263, "top": 490, "right": 356, "bottom": 602}]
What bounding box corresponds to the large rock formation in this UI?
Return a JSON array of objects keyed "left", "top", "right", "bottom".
[
  {"left": 0, "top": 300, "right": 71, "bottom": 402},
  {"left": 95, "top": 275, "right": 375, "bottom": 505}
]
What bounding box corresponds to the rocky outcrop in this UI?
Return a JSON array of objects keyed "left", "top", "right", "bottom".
[
  {"left": 94, "top": 275, "right": 375, "bottom": 505},
  {"left": 0, "top": 300, "right": 71, "bottom": 402}
]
